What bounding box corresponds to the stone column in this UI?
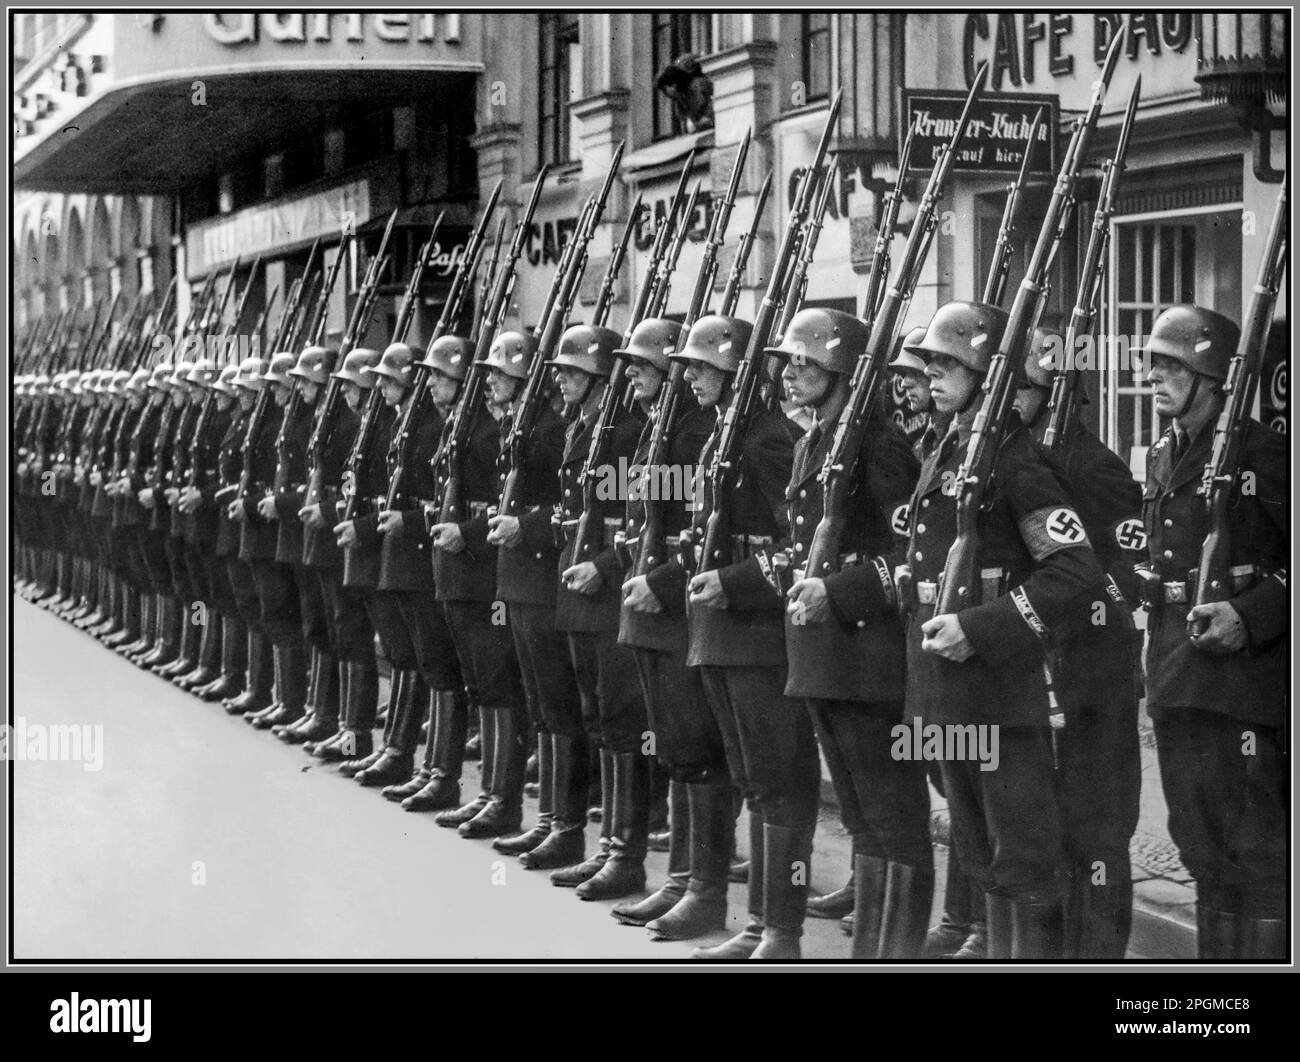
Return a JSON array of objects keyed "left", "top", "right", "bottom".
[{"left": 570, "top": 89, "right": 632, "bottom": 310}]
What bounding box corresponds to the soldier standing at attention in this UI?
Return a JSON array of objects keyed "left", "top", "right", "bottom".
[
  {"left": 1138, "top": 306, "right": 1287, "bottom": 960},
  {"left": 777, "top": 309, "right": 932, "bottom": 960},
  {"left": 901, "top": 301, "right": 1105, "bottom": 960}
]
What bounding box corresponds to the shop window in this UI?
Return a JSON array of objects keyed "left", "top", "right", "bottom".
[
  {"left": 801, "top": 14, "right": 833, "bottom": 104},
  {"left": 539, "top": 13, "right": 580, "bottom": 166},
  {"left": 652, "top": 14, "right": 715, "bottom": 140},
  {"left": 345, "top": 109, "right": 394, "bottom": 171}
]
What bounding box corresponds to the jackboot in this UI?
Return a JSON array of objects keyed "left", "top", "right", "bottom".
[
  {"left": 117, "top": 592, "right": 155, "bottom": 656},
  {"left": 1195, "top": 904, "right": 1239, "bottom": 961},
  {"left": 281, "top": 651, "right": 339, "bottom": 744},
  {"left": 550, "top": 747, "right": 613, "bottom": 886},
  {"left": 877, "top": 861, "right": 935, "bottom": 960},
  {"left": 1008, "top": 898, "right": 1064, "bottom": 960},
  {"left": 435, "top": 703, "right": 494, "bottom": 827},
  {"left": 985, "top": 893, "right": 1014, "bottom": 960},
  {"left": 646, "top": 762, "right": 671, "bottom": 850},
  {"left": 176, "top": 611, "right": 222, "bottom": 690},
  {"left": 690, "top": 804, "right": 763, "bottom": 958},
  {"left": 157, "top": 606, "right": 201, "bottom": 677},
  {"left": 851, "top": 855, "right": 889, "bottom": 960},
  {"left": 926, "top": 846, "right": 974, "bottom": 957},
  {"left": 644, "top": 780, "right": 733, "bottom": 939},
  {"left": 254, "top": 644, "right": 307, "bottom": 729},
  {"left": 384, "top": 688, "right": 437, "bottom": 800},
  {"left": 138, "top": 595, "right": 180, "bottom": 669},
  {"left": 1065, "top": 863, "right": 1132, "bottom": 960},
  {"left": 951, "top": 881, "right": 989, "bottom": 959},
  {"left": 750, "top": 823, "right": 813, "bottom": 960},
  {"left": 520, "top": 732, "right": 588, "bottom": 870},
  {"left": 225, "top": 632, "right": 273, "bottom": 715},
  {"left": 1235, "top": 917, "right": 1285, "bottom": 961},
  {"left": 105, "top": 584, "right": 142, "bottom": 648},
  {"left": 274, "top": 646, "right": 321, "bottom": 737},
  {"left": 403, "top": 689, "right": 469, "bottom": 812},
  {"left": 577, "top": 751, "right": 651, "bottom": 900},
  {"left": 196, "top": 615, "right": 247, "bottom": 702},
  {"left": 808, "top": 874, "right": 856, "bottom": 920},
  {"left": 317, "top": 660, "right": 377, "bottom": 764},
  {"left": 355, "top": 670, "right": 420, "bottom": 787},
  {"left": 460, "top": 707, "right": 527, "bottom": 838},
  {"left": 615, "top": 779, "right": 689, "bottom": 926},
  {"left": 494, "top": 728, "right": 554, "bottom": 852}
]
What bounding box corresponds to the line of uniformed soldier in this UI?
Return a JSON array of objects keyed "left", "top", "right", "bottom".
[{"left": 14, "top": 273, "right": 1286, "bottom": 961}]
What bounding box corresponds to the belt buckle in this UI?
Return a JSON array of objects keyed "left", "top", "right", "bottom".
[
  {"left": 1163, "top": 581, "right": 1187, "bottom": 603},
  {"left": 917, "top": 581, "right": 937, "bottom": 605}
]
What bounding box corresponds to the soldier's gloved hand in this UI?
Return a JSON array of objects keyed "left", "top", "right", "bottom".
[
  {"left": 228, "top": 500, "right": 247, "bottom": 523},
  {"left": 688, "top": 570, "right": 728, "bottom": 609},
  {"left": 138, "top": 488, "right": 155, "bottom": 509},
  {"left": 562, "top": 561, "right": 602, "bottom": 595},
  {"left": 89, "top": 470, "right": 102, "bottom": 487},
  {"left": 622, "top": 575, "right": 663, "bottom": 614},
  {"left": 921, "top": 613, "right": 975, "bottom": 662},
  {"left": 431, "top": 522, "right": 466, "bottom": 553},
  {"left": 787, "top": 577, "right": 830, "bottom": 624},
  {"left": 165, "top": 487, "right": 181, "bottom": 506},
  {"left": 115, "top": 476, "right": 132, "bottom": 496},
  {"left": 487, "top": 514, "right": 522, "bottom": 548},
  {"left": 299, "top": 503, "right": 323, "bottom": 530},
  {"left": 1186, "top": 601, "right": 1247, "bottom": 654},
  {"left": 377, "top": 510, "right": 403, "bottom": 535},
  {"left": 257, "top": 495, "right": 278, "bottom": 522},
  {"left": 334, "top": 520, "right": 358, "bottom": 548},
  {"left": 179, "top": 486, "right": 202, "bottom": 513}
]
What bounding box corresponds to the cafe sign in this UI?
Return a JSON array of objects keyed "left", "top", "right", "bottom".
[{"left": 902, "top": 89, "right": 1058, "bottom": 177}]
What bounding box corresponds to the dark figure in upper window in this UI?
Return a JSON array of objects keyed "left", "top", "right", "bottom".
[{"left": 655, "top": 54, "right": 714, "bottom": 133}]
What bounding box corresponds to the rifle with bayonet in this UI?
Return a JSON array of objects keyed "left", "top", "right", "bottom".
[
  {"left": 305, "top": 233, "right": 353, "bottom": 349},
  {"left": 982, "top": 107, "right": 1044, "bottom": 307}
]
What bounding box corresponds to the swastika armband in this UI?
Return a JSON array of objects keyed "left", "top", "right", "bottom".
[
  {"left": 1112, "top": 517, "right": 1147, "bottom": 552},
  {"left": 1019, "top": 506, "right": 1090, "bottom": 560},
  {"left": 890, "top": 504, "right": 910, "bottom": 537}
]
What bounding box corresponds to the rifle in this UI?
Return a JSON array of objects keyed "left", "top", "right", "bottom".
[
  {"left": 644, "top": 151, "right": 698, "bottom": 317},
  {"left": 267, "top": 239, "right": 319, "bottom": 354},
  {"left": 1188, "top": 183, "right": 1287, "bottom": 635},
  {"left": 860, "top": 118, "right": 919, "bottom": 324},
  {"left": 250, "top": 284, "right": 277, "bottom": 359},
  {"left": 719, "top": 171, "right": 772, "bottom": 315},
  {"left": 135, "top": 277, "right": 178, "bottom": 371},
  {"left": 305, "top": 233, "right": 353, "bottom": 348},
  {"left": 1042, "top": 82, "right": 1140, "bottom": 450},
  {"left": 647, "top": 184, "right": 701, "bottom": 319},
  {"left": 982, "top": 107, "right": 1044, "bottom": 307},
  {"left": 805, "top": 68, "right": 987, "bottom": 585},
  {"left": 696, "top": 89, "right": 842, "bottom": 575},
  {"left": 631, "top": 131, "right": 754, "bottom": 576},
  {"left": 591, "top": 194, "right": 641, "bottom": 328},
  {"left": 470, "top": 216, "right": 508, "bottom": 344},
  {"left": 436, "top": 169, "right": 549, "bottom": 524},
  {"left": 498, "top": 145, "right": 625, "bottom": 520},
  {"left": 936, "top": 29, "right": 1127, "bottom": 617}
]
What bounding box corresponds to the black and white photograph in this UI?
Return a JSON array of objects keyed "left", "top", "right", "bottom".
[{"left": 6, "top": 2, "right": 1292, "bottom": 1015}]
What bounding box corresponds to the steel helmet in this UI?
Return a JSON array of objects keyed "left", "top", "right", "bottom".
[
  {"left": 1135, "top": 305, "right": 1239, "bottom": 381},
  {"left": 210, "top": 364, "right": 241, "bottom": 396},
  {"left": 366, "top": 342, "right": 419, "bottom": 389},
  {"left": 126, "top": 367, "right": 151, "bottom": 394},
  {"left": 187, "top": 357, "right": 219, "bottom": 390},
  {"left": 262, "top": 351, "right": 297, "bottom": 388},
  {"left": 333, "top": 348, "right": 382, "bottom": 388},
  {"left": 147, "top": 363, "right": 174, "bottom": 391},
  {"left": 907, "top": 301, "right": 1008, "bottom": 375},
  {"left": 766, "top": 307, "right": 867, "bottom": 375},
  {"left": 232, "top": 356, "right": 268, "bottom": 392},
  {"left": 289, "top": 344, "right": 337, "bottom": 386},
  {"left": 484, "top": 331, "right": 536, "bottom": 381},
  {"left": 671, "top": 314, "right": 753, "bottom": 375},
  {"left": 616, "top": 317, "right": 684, "bottom": 373},
  {"left": 889, "top": 326, "right": 929, "bottom": 375},
  {"left": 1024, "top": 326, "right": 1063, "bottom": 389},
  {"left": 422, "top": 335, "right": 474, "bottom": 382},
  {"left": 108, "top": 369, "right": 132, "bottom": 396},
  {"left": 548, "top": 324, "right": 621, "bottom": 377}
]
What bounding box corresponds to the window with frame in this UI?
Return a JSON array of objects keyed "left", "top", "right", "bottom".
[
  {"left": 652, "top": 14, "right": 714, "bottom": 140},
  {"left": 801, "top": 14, "right": 833, "bottom": 103},
  {"left": 539, "top": 13, "right": 580, "bottom": 166}
]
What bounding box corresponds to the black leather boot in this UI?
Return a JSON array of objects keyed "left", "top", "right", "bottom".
[
  {"left": 157, "top": 605, "right": 200, "bottom": 677},
  {"left": 877, "top": 861, "right": 935, "bottom": 960},
  {"left": 117, "top": 591, "right": 154, "bottom": 657},
  {"left": 356, "top": 670, "right": 420, "bottom": 787},
  {"left": 460, "top": 707, "right": 527, "bottom": 838},
  {"left": 226, "top": 632, "right": 273, "bottom": 714},
  {"left": 274, "top": 647, "right": 321, "bottom": 738},
  {"left": 577, "top": 751, "right": 651, "bottom": 900},
  {"left": 403, "top": 690, "right": 469, "bottom": 812},
  {"left": 196, "top": 615, "right": 247, "bottom": 702},
  {"left": 520, "top": 732, "right": 588, "bottom": 870},
  {"left": 808, "top": 874, "right": 856, "bottom": 920},
  {"left": 951, "top": 881, "right": 988, "bottom": 959},
  {"left": 176, "top": 609, "right": 221, "bottom": 690},
  {"left": 253, "top": 643, "right": 307, "bottom": 730},
  {"left": 435, "top": 703, "right": 494, "bottom": 827},
  {"left": 494, "top": 728, "right": 553, "bottom": 852},
  {"left": 985, "top": 892, "right": 1014, "bottom": 960},
  {"left": 282, "top": 651, "right": 339, "bottom": 744},
  {"left": 615, "top": 779, "right": 689, "bottom": 926},
  {"left": 1065, "top": 859, "right": 1134, "bottom": 960},
  {"left": 1008, "top": 897, "right": 1064, "bottom": 960},
  {"left": 316, "top": 660, "right": 377, "bottom": 764},
  {"left": 750, "top": 823, "right": 813, "bottom": 960},
  {"left": 1195, "top": 903, "right": 1239, "bottom": 961},
  {"left": 689, "top": 803, "right": 762, "bottom": 957},
  {"left": 550, "top": 747, "right": 613, "bottom": 886},
  {"left": 384, "top": 688, "right": 437, "bottom": 800},
  {"left": 926, "top": 846, "right": 973, "bottom": 957},
  {"left": 646, "top": 762, "right": 671, "bottom": 850},
  {"left": 851, "top": 854, "right": 888, "bottom": 960},
  {"left": 139, "top": 595, "right": 180, "bottom": 670},
  {"left": 1235, "top": 917, "right": 1285, "bottom": 960},
  {"left": 103, "top": 583, "right": 140, "bottom": 647}
]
